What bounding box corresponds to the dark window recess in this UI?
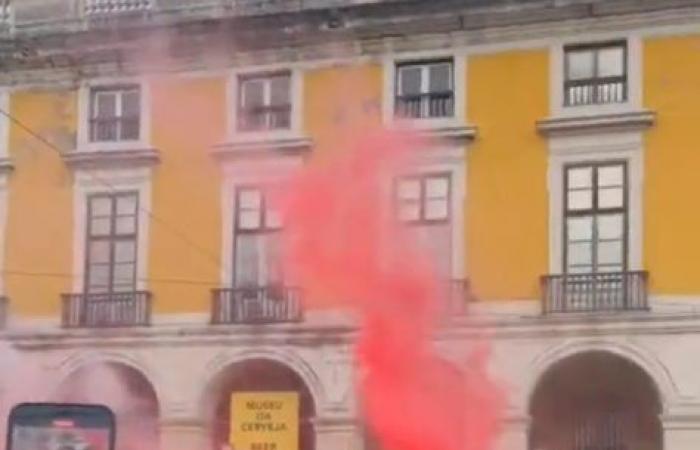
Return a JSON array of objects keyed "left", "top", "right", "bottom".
[
  {"left": 394, "top": 173, "right": 453, "bottom": 284},
  {"left": 395, "top": 60, "right": 454, "bottom": 119},
  {"left": 89, "top": 86, "right": 141, "bottom": 142},
  {"left": 564, "top": 41, "right": 627, "bottom": 106},
  {"left": 211, "top": 186, "right": 302, "bottom": 324},
  {"left": 237, "top": 73, "right": 292, "bottom": 131},
  {"left": 85, "top": 192, "right": 139, "bottom": 296},
  {"left": 541, "top": 161, "right": 645, "bottom": 314},
  {"left": 564, "top": 162, "right": 627, "bottom": 275}
]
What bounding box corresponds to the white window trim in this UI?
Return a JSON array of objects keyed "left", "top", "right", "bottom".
[
  {"left": 220, "top": 157, "right": 305, "bottom": 286},
  {"left": 0, "top": 90, "right": 10, "bottom": 296},
  {"left": 392, "top": 145, "right": 468, "bottom": 281},
  {"left": 383, "top": 50, "right": 467, "bottom": 130},
  {"left": 72, "top": 168, "right": 152, "bottom": 293},
  {"left": 226, "top": 65, "right": 304, "bottom": 143},
  {"left": 77, "top": 77, "right": 152, "bottom": 152},
  {"left": 550, "top": 34, "right": 642, "bottom": 118},
  {"left": 548, "top": 132, "right": 644, "bottom": 275}
]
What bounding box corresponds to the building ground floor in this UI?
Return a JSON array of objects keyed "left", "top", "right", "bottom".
[{"left": 0, "top": 301, "right": 699, "bottom": 450}]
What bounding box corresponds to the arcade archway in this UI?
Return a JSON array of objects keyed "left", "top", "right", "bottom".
[
  {"left": 204, "top": 358, "right": 316, "bottom": 450},
  {"left": 55, "top": 362, "right": 160, "bottom": 450},
  {"left": 529, "top": 350, "right": 661, "bottom": 450}
]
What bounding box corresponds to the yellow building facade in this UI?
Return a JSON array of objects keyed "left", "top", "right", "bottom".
[{"left": 1, "top": 2, "right": 700, "bottom": 450}]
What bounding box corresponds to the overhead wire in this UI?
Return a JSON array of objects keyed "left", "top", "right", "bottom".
[{"left": 0, "top": 106, "right": 227, "bottom": 278}]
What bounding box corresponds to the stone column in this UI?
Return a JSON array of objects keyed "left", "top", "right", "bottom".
[
  {"left": 314, "top": 417, "right": 359, "bottom": 450},
  {"left": 661, "top": 413, "right": 700, "bottom": 450},
  {"left": 159, "top": 417, "right": 210, "bottom": 450},
  {"left": 495, "top": 415, "right": 530, "bottom": 450}
]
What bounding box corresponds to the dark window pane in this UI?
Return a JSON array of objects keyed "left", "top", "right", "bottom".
[
  {"left": 597, "top": 165, "right": 624, "bottom": 187},
  {"left": 241, "top": 79, "right": 265, "bottom": 108},
  {"left": 117, "top": 195, "right": 138, "bottom": 215},
  {"left": 597, "top": 47, "right": 625, "bottom": 77},
  {"left": 567, "top": 167, "right": 593, "bottom": 189},
  {"left": 91, "top": 217, "right": 112, "bottom": 236},
  {"left": 122, "top": 90, "right": 140, "bottom": 117},
  {"left": 112, "top": 263, "right": 136, "bottom": 290},
  {"left": 567, "top": 216, "right": 593, "bottom": 241},
  {"left": 567, "top": 50, "right": 595, "bottom": 80},
  {"left": 597, "top": 214, "right": 623, "bottom": 240},
  {"left": 94, "top": 92, "right": 117, "bottom": 118},
  {"left": 428, "top": 63, "right": 451, "bottom": 92},
  {"left": 114, "top": 241, "right": 136, "bottom": 263},
  {"left": 116, "top": 216, "right": 137, "bottom": 235},
  {"left": 235, "top": 234, "right": 260, "bottom": 286},
  {"left": 567, "top": 190, "right": 593, "bottom": 211},
  {"left": 89, "top": 241, "right": 110, "bottom": 264},
  {"left": 398, "top": 66, "right": 422, "bottom": 95},
  {"left": 269, "top": 76, "right": 290, "bottom": 106},
  {"left": 90, "top": 197, "right": 112, "bottom": 216},
  {"left": 598, "top": 187, "right": 624, "bottom": 209}
]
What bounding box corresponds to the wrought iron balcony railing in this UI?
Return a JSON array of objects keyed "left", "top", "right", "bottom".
[
  {"left": 564, "top": 76, "right": 627, "bottom": 106},
  {"left": 61, "top": 291, "right": 152, "bottom": 328},
  {"left": 395, "top": 91, "right": 454, "bottom": 119},
  {"left": 211, "top": 285, "right": 303, "bottom": 325},
  {"left": 541, "top": 271, "right": 648, "bottom": 314}
]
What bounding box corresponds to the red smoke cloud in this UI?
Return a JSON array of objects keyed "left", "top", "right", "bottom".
[{"left": 276, "top": 128, "right": 504, "bottom": 450}]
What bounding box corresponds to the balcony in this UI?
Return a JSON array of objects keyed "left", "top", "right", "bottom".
[
  {"left": 61, "top": 291, "right": 152, "bottom": 328},
  {"left": 541, "top": 271, "right": 648, "bottom": 314},
  {"left": 565, "top": 77, "right": 627, "bottom": 107},
  {"left": 395, "top": 92, "right": 454, "bottom": 119},
  {"left": 211, "top": 286, "right": 303, "bottom": 325}
]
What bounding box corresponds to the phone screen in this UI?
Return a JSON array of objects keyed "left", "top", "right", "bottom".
[{"left": 7, "top": 403, "right": 115, "bottom": 450}]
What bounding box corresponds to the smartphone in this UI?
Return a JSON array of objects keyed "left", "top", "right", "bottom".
[{"left": 6, "top": 403, "right": 116, "bottom": 450}]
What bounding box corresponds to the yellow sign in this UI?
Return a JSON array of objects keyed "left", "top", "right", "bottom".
[{"left": 230, "top": 391, "right": 300, "bottom": 450}]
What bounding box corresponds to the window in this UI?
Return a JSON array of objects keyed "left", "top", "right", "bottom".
[
  {"left": 564, "top": 42, "right": 627, "bottom": 106},
  {"left": 85, "top": 192, "right": 139, "bottom": 295},
  {"left": 395, "top": 174, "right": 452, "bottom": 276},
  {"left": 395, "top": 60, "right": 454, "bottom": 119},
  {"left": 89, "top": 86, "right": 141, "bottom": 142},
  {"left": 237, "top": 73, "right": 291, "bottom": 132},
  {"left": 233, "top": 187, "right": 283, "bottom": 287},
  {"left": 564, "top": 162, "right": 627, "bottom": 274}
]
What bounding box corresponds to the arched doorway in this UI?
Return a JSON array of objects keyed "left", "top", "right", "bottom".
[
  {"left": 205, "top": 358, "right": 316, "bottom": 450},
  {"left": 529, "top": 351, "right": 661, "bottom": 450},
  {"left": 55, "top": 362, "right": 160, "bottom": 450}
]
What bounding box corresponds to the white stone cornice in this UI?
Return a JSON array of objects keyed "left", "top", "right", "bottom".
[{"left": 537, "top": 110, "right": 656, "bottom": 137}]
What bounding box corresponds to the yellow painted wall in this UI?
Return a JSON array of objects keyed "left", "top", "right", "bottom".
[
  {"left": 644, "top": 35, "right": 700, "bottom": 295},
  {"left": 5, "top": 89, "right": 76, "bottom": 316},
  {"left": 466, "top": 50, "right": 549, "bottom": 300},
  {"left": 304, "top": 63, "right": 383, "bottom": 156},
  {"left": 148, "top": 77, "right": 225, "bottom": 313}
]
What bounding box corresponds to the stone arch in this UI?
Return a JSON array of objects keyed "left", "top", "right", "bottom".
[
  {"left": 53, "top": 353, "right": 161, "bottom": 450},
  {"left": 524, "top": 339, "right": 675, "bottom": 412},
  {"left": 201, "top": 351, "right": 320, "bottom": 450},
  {"left": 200, "top": 348, "right": 325, "bottom": 417},
  {"left": 53, "top": 351, "right": 164, "bottom": 407},
  {"left": 528, "top": 346, "right": 663, "bottom": 450}
]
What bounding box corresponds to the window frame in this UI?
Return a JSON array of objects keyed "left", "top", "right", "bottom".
[
  {"left": 84, "top": 191, "right": 140, "bottom": 296},
  {"left": 394, "top": 172, "right": 452, "bottom": 225},
  {"left": 563, "top": 40, "right": 628, "bottom": 107},
  {"left": 88, "top": 84, "right": 142, "bottom": 143},
  {"left": 236, "top": 71, "right": 293, "bottom": 133},
  {"left": 394, "top": 58, "right": 455, "bottom": 119},
  {"left": 562, "top": 161, "right": 629, "bottom": 274},
  {"left": 232, "top": 185, "right": 283, "bottom": 288}
]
